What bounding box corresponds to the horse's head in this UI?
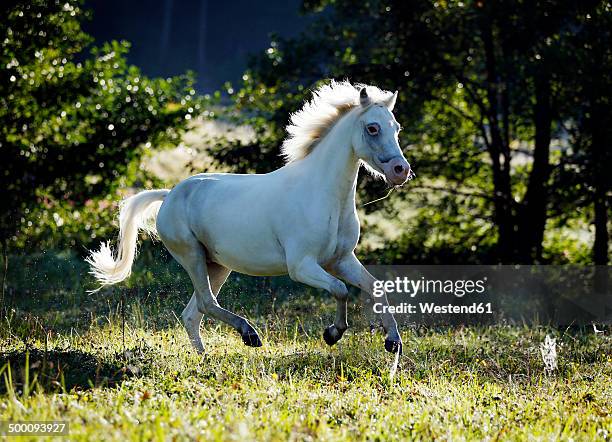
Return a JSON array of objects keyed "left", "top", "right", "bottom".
[{"left": 352, "top": 87, "right": 412, "bottom": 186}]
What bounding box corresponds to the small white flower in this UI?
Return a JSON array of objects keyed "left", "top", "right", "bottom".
[
  {"left": 540, "top": 335, "right": 558, "bottom": 374},
  {"left": 53, "top": 212, "right": 64, "bottom": 227}
]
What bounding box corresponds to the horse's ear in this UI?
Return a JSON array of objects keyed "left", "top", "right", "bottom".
[
  {"left": 386, "top": 91, "right": 398, "bottom": 111},
  {"left": 359, "top": 87, "right": 371, "bottom": 106}
]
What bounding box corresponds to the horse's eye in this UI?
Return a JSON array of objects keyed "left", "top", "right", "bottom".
[{"left": 366, "top": 123, "right": 380, "bottom": 136}]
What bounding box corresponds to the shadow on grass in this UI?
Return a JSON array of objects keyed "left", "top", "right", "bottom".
[
  {"left": 0, "top": 348, "right": 137, "bottom": 394},
  {"left": 3, "top": 248, "right": 326, "bottom": 335}
]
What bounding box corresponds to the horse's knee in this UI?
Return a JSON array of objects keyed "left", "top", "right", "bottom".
[
  {"left": 196, "top": 301, "right": 207, "bottom": 314},
  {"left": 330, "top": 279, "right": 348, "bottom": 301},
  {"left": 193, "top": 293, "right": 218, "bottom": 314}
]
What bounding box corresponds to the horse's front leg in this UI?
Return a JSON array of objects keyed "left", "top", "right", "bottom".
[
  {"left": 288, "top": 257, "right": 349, "bottom": 346},
  {"left": 334, "top": 253, "right": 402, "bottom": 354}
]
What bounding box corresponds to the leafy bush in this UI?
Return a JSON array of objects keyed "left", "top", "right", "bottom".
[{"left": 1, "top": 0, "right": 199, "bottom": 251}]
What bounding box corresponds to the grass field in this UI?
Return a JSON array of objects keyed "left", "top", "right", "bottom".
[{"left": 0, "top": 253, "right": 610, "bottom": 441}]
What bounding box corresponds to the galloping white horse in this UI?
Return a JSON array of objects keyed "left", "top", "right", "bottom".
[{"left": 87, "top": 81, "right": 412, "bottom": 354}]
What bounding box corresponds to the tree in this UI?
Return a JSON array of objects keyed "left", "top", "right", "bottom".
[
  {"left": 0, "top": 0, "right": 197, "bottom": 250},
  {"left": 552, "top": 2, "right": 612, "bottom": 265},
  {"left": 215, "top": 0, "right": 609, "bottom": 264}
]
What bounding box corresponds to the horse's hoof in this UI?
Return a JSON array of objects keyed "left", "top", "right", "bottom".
[
  {"left": 241, "top": 331, "right": 262, "bottom": 347},
  {"left": 323, "top": 325, "right": 345, "bottom": 346},
  {"left": 384, "top": 338, "right": 402, "bottom": 354}
]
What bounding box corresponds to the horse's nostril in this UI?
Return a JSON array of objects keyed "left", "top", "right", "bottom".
[{"left": 394, "top": 165, "right": 404, "bottom": 174}]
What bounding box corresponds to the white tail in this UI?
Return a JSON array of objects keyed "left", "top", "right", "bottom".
[{"left": 86, "top": 189, "right": 170, "bottom": 289}]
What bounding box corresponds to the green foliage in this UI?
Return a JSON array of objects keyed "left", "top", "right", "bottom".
[
  {"left": 0, "top": 0, "right": 198, "bottom": 250},
  {"left": 209, "top": 0, "right": 610, "bottom": 264},
  {"left": 1, "top": 0, "right": 608, "bottom": 264},
  {"left": 210, "top": 76, "right": 307, "bottom": 174}
]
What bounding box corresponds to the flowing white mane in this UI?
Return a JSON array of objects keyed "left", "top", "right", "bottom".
[{"left": 281, "top": 80, "right": 395, "bottom": 163}]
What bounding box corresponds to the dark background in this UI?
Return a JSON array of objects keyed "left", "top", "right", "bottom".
[{"left": 83, "top": 0, "right": 310, "bottom": 92}]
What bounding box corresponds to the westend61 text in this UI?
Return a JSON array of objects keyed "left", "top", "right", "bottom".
[{"left": 373, "top": 302, "right": 494, "bottom": 315}]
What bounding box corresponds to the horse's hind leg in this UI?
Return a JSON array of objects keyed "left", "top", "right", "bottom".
[
  {"left": 182, "top": 262, "right": 231, "bottom": 353},
  {"left": 182, "top": 294, "right": 204, "bottom": 352},
  {"left": 169, "top": 238, "right": 262, "bottom": 349}
]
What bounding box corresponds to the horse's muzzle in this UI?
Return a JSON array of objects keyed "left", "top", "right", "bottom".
[{"left": 382, "top": 157, "right": 412, "bottom": 185}]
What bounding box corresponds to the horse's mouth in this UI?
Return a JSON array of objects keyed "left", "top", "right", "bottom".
[{"left": 386, "top": 168, "right": 415, "bottom": 186}]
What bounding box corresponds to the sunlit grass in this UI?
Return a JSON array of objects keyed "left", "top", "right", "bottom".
[
  {"left": 0, "top": 253, "right": 610, "bottom": 440},
  {"left": 0, "top": 296, "right": 610, "bottom": 441}
]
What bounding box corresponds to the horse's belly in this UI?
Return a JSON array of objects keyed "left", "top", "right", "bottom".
[
  {"left": 209, "top": 240, "right": 288, "bottom": 276},
  {"left": 213, "top": 255, "right": 287, "bottom": 276},
  {"left": 197, "top": 215, "right": 288, "bottom": 276}
]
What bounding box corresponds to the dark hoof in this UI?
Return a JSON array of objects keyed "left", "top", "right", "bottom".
[
  {"left": 323, "top": 325, "right": 345, "bottom": 346},
  {"left": 241, "top": 331, "right": 262, "bottom": 347},
  {"left": 384, "top": 338, "right": 402, "bottom": 354}
]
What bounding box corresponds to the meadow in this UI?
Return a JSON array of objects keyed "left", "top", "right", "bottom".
[
  {"left": 2, "top": 2, "right": 611, "bottom": 440},
  {"left": 0, "top": 252, "right": 610, "bottom": 441}
]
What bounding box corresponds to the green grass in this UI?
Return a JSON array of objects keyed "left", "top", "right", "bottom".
[{"left": 0, "top": 252, "right": 610, "bottom": 441}]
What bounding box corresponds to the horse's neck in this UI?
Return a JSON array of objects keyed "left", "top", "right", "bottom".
[{"left": 301, "top": 113, "right": 360, "bottom": 206}]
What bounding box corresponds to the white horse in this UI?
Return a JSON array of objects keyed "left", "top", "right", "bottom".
[{"left": 87, "top": 81, "right": 412, "bottom": 354}]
